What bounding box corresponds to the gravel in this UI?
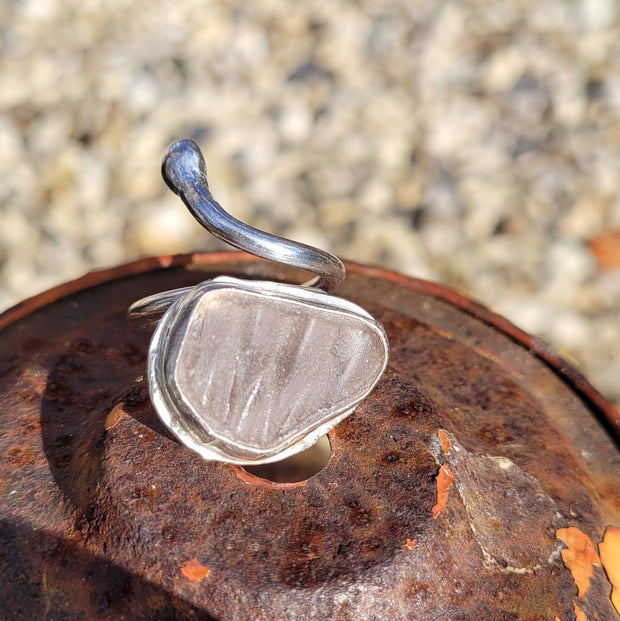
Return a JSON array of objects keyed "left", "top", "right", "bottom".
[{"left": 1, "top": 0, "right": 619, "bottom": 409}]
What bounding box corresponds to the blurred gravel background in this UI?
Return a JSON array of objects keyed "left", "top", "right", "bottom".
[{"left": 1, "top": 0, "right": 619, "bottom": 408}]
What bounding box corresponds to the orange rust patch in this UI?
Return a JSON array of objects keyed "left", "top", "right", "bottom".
[
  {"left": 432, "top": 464, "right": 453, "bottom": 519},
  {"left": 437, "top": 429, "right": 451, "bottom": 455},
  {"left": 599, "top": 525, "right": 620, "bottom": 613},
  {"left": 5, "top": 445, "right": 36, "bottom": 466},
  {"left": 404, "top": 539, "right": 416, "bottom": 550},
  {"left": 573, "top": 602, "right": 588, "bottom": 621},
  {"left": 104, "top": 402, "right": 127, "bottom": 430},
  {"left": 556, "top": 526, "right": 601, "bottom": 597},
  {"left": 428, "top": 325, "right": 453, "bottom": 340},
  {"left": 180, "top": 558, "right": 211, "bottom": 582}
]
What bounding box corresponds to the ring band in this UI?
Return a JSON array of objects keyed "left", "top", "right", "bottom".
[{"left": 129, "top": 140, "right": 388, "bottom": 465}]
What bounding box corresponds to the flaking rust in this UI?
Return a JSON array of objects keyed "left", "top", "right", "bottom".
[
  {"left": 431, "top": 464, "right": 453, "bottom": 519},
  {"left": 556, "top": 526, "right": 601, "bottom": 597},
  {"left": 0, "top": 252, "right": 619, "bottom": 620},
  {"left": 599, "top": 526, "right": 620, "bottom": 614},
  {"left": 180, "top": 558, "right": 211, "bottom": 582}
]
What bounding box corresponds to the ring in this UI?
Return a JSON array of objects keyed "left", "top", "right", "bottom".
[{"left": 129, "top": 140, "right": 389, "bottom": 465}]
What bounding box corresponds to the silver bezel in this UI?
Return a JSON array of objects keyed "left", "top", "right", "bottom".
[{"left": 148, "top": 276, "right": 389, "bottom": 465}]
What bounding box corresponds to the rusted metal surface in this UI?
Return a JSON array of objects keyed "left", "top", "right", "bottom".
[{"left": 1, "top": 251, "right": 619, "bottom": 620}]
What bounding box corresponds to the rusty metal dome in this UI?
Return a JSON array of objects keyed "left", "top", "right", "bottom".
[{"left": 1, "top": 253, "right": 618, "bottom": 620}]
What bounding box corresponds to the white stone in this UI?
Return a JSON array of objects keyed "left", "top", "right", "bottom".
[{"left": 175, "top": 287, "right": 385, "bottom": 453}]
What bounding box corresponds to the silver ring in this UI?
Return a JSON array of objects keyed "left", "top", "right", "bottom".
[
  {"left": 129, "top": 140, "right": 389, "bottom": 465},
  {"left": 163, "top": 139, "right": 345, "bottom": 293}
]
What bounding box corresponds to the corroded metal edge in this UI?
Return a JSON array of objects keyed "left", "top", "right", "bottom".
[
  {"left": 2, "top": 251, "right": 618, "bottom": 442},
  {"left": 346, "top": 263, "right": 620, "bottom": 444},
  {"left": 0, "top": 253, "right": 225, "bottom": 330}
]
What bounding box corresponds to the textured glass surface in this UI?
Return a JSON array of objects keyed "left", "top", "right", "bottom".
[{"left": 173, "top": 288, "right": 386, "bottom": 451}]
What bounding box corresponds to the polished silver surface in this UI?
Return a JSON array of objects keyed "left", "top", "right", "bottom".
[
  {"left": 162, "top": 139, "right": 345, "bottom": 293},
  {"left": 149, "top": 276, "right": 389, "bottom": 464},
  {"left": 130, "top": 139, "right": 389, "bottom": 465},
  {"left": 129, "top": 286, "right": 193, "bottom": 329}
]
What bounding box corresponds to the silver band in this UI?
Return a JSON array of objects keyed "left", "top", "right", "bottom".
[
  {"left": 162, "top": 140, "right": 345, "bottom": 293},
  {"left": 129, "top": 286, "right": 193, "bottom": 329},
  {"left": 129, "top": 139, "right": 388, "bottom": 465},
  {"left": 130, "top": 139, "right": 346, "bottom": 325}
]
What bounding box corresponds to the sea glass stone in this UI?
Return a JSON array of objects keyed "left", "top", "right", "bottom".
[{"left": 148, "top": 277, "right": 388, "bottom": 464}]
